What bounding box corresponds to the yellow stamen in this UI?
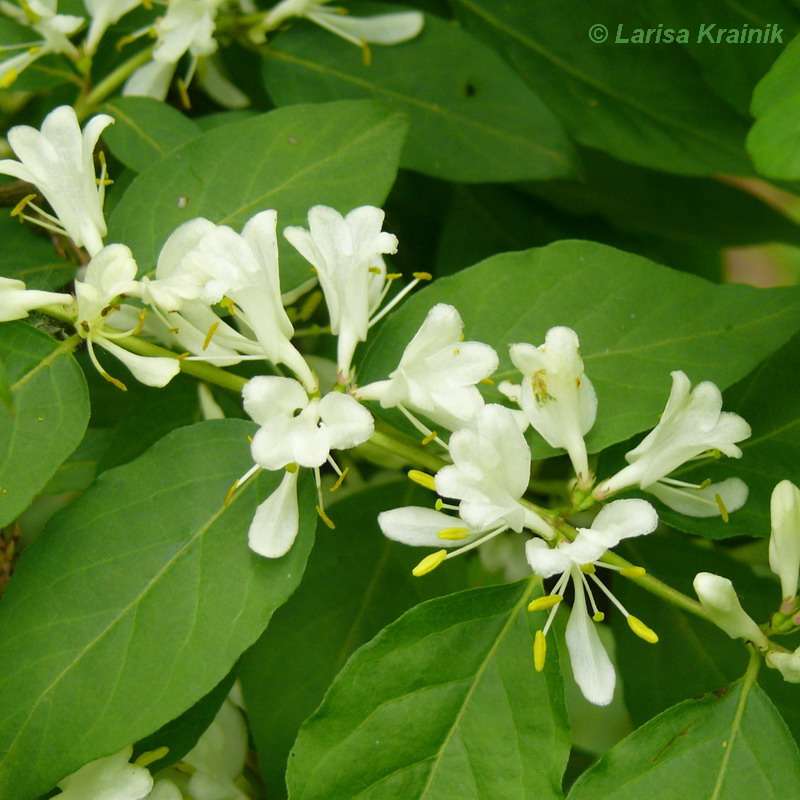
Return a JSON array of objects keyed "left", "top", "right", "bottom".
[
  {"left": 620, "top": 566, "right": 646, "bottom": 578},
  {"left": 368, "top": 266, "right": 382, "bottom": 274},
  {"left": 533, "top": 630, "right": 546, "bottom": 671},
  {"left": 220, "top": 296, "right": 235, "bottom": 314},
  {"left": 176, "top": 352, "right": 191, "bottom": 360},
  {"left": 437, "top": 527, "right": 470, "bottom": 541},
  {"left": 202, "top": 321, "right": 220, "bottom": 351},
  {"left": 580, "top": 563, "right": 596, "bottom": 574},
  {"left": 421, "top": 431, "right": 438, "bottom": 445},
  {"left": 177, "top": 76, "right": 191, "bottom": 109},
  {"left": 386, "top": 272, "right": 402, "bottom": 279},
  {"left": 412, "top": 271, "right": 432, "bottom": 281},
  {"left": 698, "top": 478, "right": 712, "bottom": 490},
  {"left": 527, "top": 594, "right": 563, "bottom": 613},
  {"left": 10, "top": 193, "right": 36, "bottom": 218},
  {"left": 361, "top": 41, "right": 372, "bottom": 66},
  {"left": 412, "top": 549, "right": 447, "bottom": 577},
  {"left": 0, "top": 69, "right": 18, "bottom": 89},
  {"left": 134, "top": 746, "right": 169, "bottom": 768},
  {"left": 330, "top": 466, "right": 349, "bottom": 492},
  {"left": 627, "top": 615, "right": 658, "bottom": 643},
  {"left": 224, "top": 479, "right": 239, "bottom": 506},
  {"left": 715, "top": 493, "right": 729, "bottom": 523},
  {"left": 285, "top": 462, "right": 299, "bottom": 473},
  {"left": 316, "top": 505, "right": 335, "bottom": 529},
  {"left": 408, "top": 469, "right": 436, "bottom": 491},
  {"left": 592, "top": 611, "right": 605, "bottom": 622},
  {"left": 435, "top": 499, "right": 444, "bottom": 510},
  {"left": 479, "top": 378, "right": 495, "bottom": 385}
]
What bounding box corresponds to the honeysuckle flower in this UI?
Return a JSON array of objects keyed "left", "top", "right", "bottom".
[
  {"left": 241, "top": 375, "right": 373, "bottom": 557},
  {"left": 769, "top": 480, "right": 800, "bottom": 601},
  {"left": 56, "top": 745, "right": 153, "bottom": 800},
  {"left": 0, "top": 105, "right": 113, "bottom": 256},
  {"left": 284, "top": 205, "right": 406, "bottom": 382},
  {"left": 123, "top": 0, "right": 224, "bottom": 100},
  {"left": 767, "top": 647, "right": 800, "bottom": 683},
  {"left": 83, "top": 0, "right": 141, "bottom": 54},
  {"left": 0, "top": 0, "right": 82, "bottom": 88},
  {"left": 509, "top": 327, "right": 597, "bottom": 487},
  {"left": 645, "top": 476, "right": 749, "bottom": 519},
  {"left": 0, "top": 276, "right": 72, "bottom": 321},
  {"left": 436, "top": 404, "right": 553, "bottom": 537},
  {"left": 693, "top": 572, "right": 768, "bottom": 647},
  {"left": 356, "top": 303, "right": 498, "bottom": 432},
  {"left": 142, "top": 211, "right": 316, "bottom": 390},
  {"left": 256, "top": 0, "right": 423, "bottom": 53},
  {"left": 76, "top": 245, "right": 180, "bottom": 389},
  {"left": 524, "top": 499, "right": 659, "bottom": 706},
  {"left": 595, "top": 371, "right": 751, "bottom": 518}
]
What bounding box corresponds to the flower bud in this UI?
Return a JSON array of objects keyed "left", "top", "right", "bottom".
[
  {"left": 693, "top": 572, "right": 767, "bottom": 647},
  {"left": 769, "top": 480, "right": 800, "bottom": 600},
  {"left": 766, "top": 647, "right": 800, "bottom": 684}
]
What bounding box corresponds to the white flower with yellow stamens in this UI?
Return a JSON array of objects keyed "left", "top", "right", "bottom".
[
  {"left": 356, "top": 303, "right": 498, "bottom": 432},
  {"left": 509, "top": 326, "right": 597, "bottom": 487},
  {"left": 0, "top": 106, "right": 113, "bottom": 256},
  {"left": 240, "top": 375, "right": 374, "bottom": 557},
  {"left": 595, "top": 371, "right": 750, "bottom": 519},
  {"left": 75, "top": 245, "right": 180, "bottom": 389},
  {"left": 285, "top": 205, "right": 424, "bottom": 383},
  {"left": 55, "top": 745, "right": 154, "bottom": 800},
  {"left": 525, "top": 499, "right": 659, "bottom": 706}
]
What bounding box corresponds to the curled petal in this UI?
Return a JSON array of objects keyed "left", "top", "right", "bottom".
[
  {"left": 647, "top": 477, "right": 748, "bottom": 519},
  {"left": 95, "top": 337, "right": 180, "bottom": 388},
  {"left": 318, "top": 392, "right": 374, "bottom": 450},
  {"left": 525, "top": 537, "right": 571, "bottom": 578},
  {"left": 379, "top": 506, "right": 480, "bottom": 548}
]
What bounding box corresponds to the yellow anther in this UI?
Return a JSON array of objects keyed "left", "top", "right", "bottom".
[
  {"left": 592, "top": 611, "right": 605, "bottom": 622},
  {"left": 453, "top": 348, "right": 460, "bottom": 355},
  {"left": 533, "top": 630, "right": 546, "bottom": 672},
  {"left": 134, "top": 746, "right": 169, "bottom": 768},
  {"left": 104, "top": 372, "right": 128, "bottom": 392},
  {"left": 202, "top": 321, "right": 220, "bottom": 351},
  {"left": 715, "top": 493, "right": 729, "bottom": 523},
  {"left": 527, "top": 595, "right": 562, "bottom": 613},
  {"left": 224, "top": 479, "right": 239, "bottom": 506},
  {"left": 316, "top": 505, "right": 335, "bottom": 529},
  {"left": 627, "top": 615, "right": 659, "bottom": 644},
  {"left": 386, "top": 272, "right": 402, "bottom": 280},
  {"left": 698, "top": 478, "right": 712, "bottom": 490},
  {"left": 437, "top": 527, "right": 470, "bottom": 541},
  {"left": 412, "top": 549, "right": 447, "bottom": 577},
  {"left": 408, "top": 469, "right": 436, "bottom": 491},
  {"left": 479, "top": 378, "right": 495, "bottom": 385},
  {"left": 435, "top": 499, "right": 444, "bottom": 510},
  {"left": 575, "top": 377, "right": 581, "bottom": 387},
  {"left": 285, "top": 462, "right": 299, "bottom": 473},
  {"left": 247, "top": 435, "right": 253, "bottom": 443},
  {"left": 421, "top": 431, "right": 438, "bottom": 445},
  {"left": 0, "top": 69, "right": 18, "bottom": 88},
  {"left": 361, "top": 41, "right": 372, "bottom": 66},
  {"left": 176, "top": 351, "right": 191, "bottom": 360},
  {"left": 177, "top": 77, "right": 191, "bottom": 109},
  {"left": 220, "top": 296, "right": 235, "bottom": 314},
  {"left": 330, "top": 467, "right": 349, "bottom": 492},
  {"left": 298, "top": 290, "right": 322, "bottom": 321},
  {"left": 620, "top": 566, "right": 646, "bottom": 578},
  {"left": 580, "top": 563, "right": 596, "bottom": 574},
  {"left": 10, "top": 193, "right": 36, "bottom": 218},
  {"left": 412, "top": 271, "right": 432, "bottom": 281},
  {"left": 368, "top": 266, "right": 382, "bottom": 274}
]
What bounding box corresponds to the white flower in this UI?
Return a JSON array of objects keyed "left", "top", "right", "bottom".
[
  {"left": 242, "top": 375, "right": 373, "bottom": 556},
  {"left": 509, "top": 327, "right": 597, "bottom": 486},
  {"left": 356, "top": 303, "right": 498, "bottom": 430},
  {"left": 142, "top": 212, "right": 316, "bottom": 390},
  {"left": 525, "top": 499, "right": 659, "bottom": 706},
  {"left": 258, "top": 0, "right": 423, "bottom": 50},
  {"left": 56, "top": 745, "right": 153, "bottom": 800},
  {"left": 76, "top": 245, "right": 180, "bottom": 388},
  {"left": 435, "top": 404, "right": 553, "bottom": 537},
  {"left": 595, "top": 371, "right": 751, "bottom": 519},
  {"left": 284, "top": 205, "right": 399, "bottom": 381},
  {"left": 123, "top": 0, "right": 223, "bottom": 100},
  {"left": 181, "top": 699, "right": 249, "bottom": 800},
  {"left": 0, "top": 276, "right": 72, "bottom": 321},
  {"left": 693, "top": 572, "right": 767, "bottom": 647},
  {"left": 0, "top": 106, "right": 113, "bottom": 256},
  {"left": 767, "top": 647, "right": 800, "bottom": 683},
  {"left": 0, "top": 0, "right": 82, "bottom": 88},
  {"left": 83, "top": 0, "right": 141, "bottom": 54},
  {"left": 379, "top": 506, "right": 484, "bottom": 550},
  {"left": 769, "top": 480, "right": 800, "bottom": 601}
]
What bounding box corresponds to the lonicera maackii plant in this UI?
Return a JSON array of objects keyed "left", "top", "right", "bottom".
[{"left": 0, "top": 87, "right": 800, "bottom": 800}]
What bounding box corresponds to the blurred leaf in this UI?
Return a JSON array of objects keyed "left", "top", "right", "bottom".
[{"left": 0, "top": 215, "right": 74, "bottom": 291}]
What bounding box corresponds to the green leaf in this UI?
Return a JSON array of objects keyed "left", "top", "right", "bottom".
[
  {"left": 0, "top": 420, "right": 316, "bottom": 800},
  {"left": 107, "top": 101, "right": 408, "bottom": 291},
  {"left": 287, "top": 580, "right": 570, "bottom": 800},
  {"left": 41, "top": 428, "right": 115, "bottom": 496},
  {"left": 239, "top": 481, "right": 469, "bottom": 799},
  {"left": 0, "top": 215, "right": 74, "bottom": 291},
  {"left": 359, "top": 241, "right": 800, "bottom": 455},
  {"left": 567, "top": 670, "right": 800, "bottom": 799},
  {"left": 654, "top": 331, "right": 800, "bottom": 540},
  {"left": 262, "top": 10, "right": 578, "bottom": 182},
  {"left": 0, "top": 324, "right": 89, "bottom": 528},
  {"left": 748, "top": 34, "right": 800, "bottom": 180},
  {"left": 103, "top": 97, "right": 203, "bottom": 173},
  {"left": 452, "top": 0, "right": 752, "bottom": 175}
]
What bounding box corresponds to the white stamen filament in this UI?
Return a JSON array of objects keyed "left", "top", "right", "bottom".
[
  {"left": 367, "top": 278, "right": 421, "bottom": 328},
  {"left": 444, "top": 524, "right": 507, "bottom": 560},
  {"left": 588, "top": 571, "right": 631, "bottom": 618}
]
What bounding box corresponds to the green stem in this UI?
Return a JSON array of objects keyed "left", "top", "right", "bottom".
[
  {"left": 367, "top": 427, "right": 448, "bottom": 474},
  {"left": 74, "top": 45, "right": 154, "bottom": 120}
]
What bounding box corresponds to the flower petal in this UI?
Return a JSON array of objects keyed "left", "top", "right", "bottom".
[
  {"left": 318, "top": 391, "right": 374, "bottom": 450},
  {"left": 647, "top": 477, "right": 748, "bottom": 519},
  {"left": 248, "top": 470, "right": 299, "bottom": 558},
  {"left": 242, "top": 375, "right": 307, "bottom": 425},
  {"left": 96, "top": 337, "right": 180, "bottom": 387},
  {"left": 378, "top": 506, "right": 479, "bottom": 548},
  {"left": 525, "top": 537, "right": 571, "bottom": 578}
]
